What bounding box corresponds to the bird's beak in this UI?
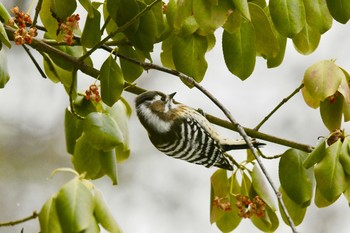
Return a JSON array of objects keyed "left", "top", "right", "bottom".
[{"left": 169, "top": 92, "right": 176, "bottom": 99}]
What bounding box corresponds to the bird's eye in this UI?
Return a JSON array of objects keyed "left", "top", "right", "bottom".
[{"left": 160, "top": 96, "right": 166, "bottom": 101}]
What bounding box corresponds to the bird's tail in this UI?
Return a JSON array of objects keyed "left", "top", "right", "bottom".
[
  {"left": 221, "top": 139, "right": 265, "bottom": 151},
  {"left": 214, "top": 156, "right": 234, "bottom": 170}
]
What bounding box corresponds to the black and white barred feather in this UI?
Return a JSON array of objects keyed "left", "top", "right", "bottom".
[{"left": 135, "top": 91, "right": 263, "bottom": 170}]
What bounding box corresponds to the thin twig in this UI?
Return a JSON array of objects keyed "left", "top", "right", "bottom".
[
  {"left": 32, "top": 0, "right": 43, "bottom": 27},
  {"left": 255, "top": 83, "right": 305, "bottom": 131},
  {"left": 22, "top": 44, "right": 47, "bottom": 78},
  {"left": 69, "top": 70, "right": 85, "bottom": 120},
  {"left": 100, "top": 15, "right": 111, "bottom": 34},
  {"left": 258, "top": 148, "right": 282, "bottom": 159},
  {"left": 0, "top": 211, "right": 38, "bottom": 227}
]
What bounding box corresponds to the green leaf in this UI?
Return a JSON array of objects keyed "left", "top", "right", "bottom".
[
  {"left": 278, "top": 187, "right": 307, "bottom": 226},
  {"left": 222, "top": 17, "right": 256, "bottom": 80},
  {"left": 0, "top": 22, "right": 10, "bottom": 48},
  {"left": 102, "top": 4, "right": 125, "bottom": 42},
  {"left": 303, "top": 60, "right": 344, "bottom": 101},
  {"left": 0, "top": 2, "right": 12, "bottom": 23},
  {"left": 99, "top": 147, "right": 118, "bottom": 185},
  {"left": 232, "top": 0, "right": 251, "bottom": 21},
  {"left": 303, "top": 138, "right": 326, "bottom": 168},
  {"left": 167, "top": 0, "right": 193, "bottom": 32},
  {"left": 81, "top": 7, "right": 101, "bottom": 48},
  {"left": 314, "top": 186, "right": 335, "bottom": 207},
  {"left": 250, "top": 206, "right": 279, "bottom": 232},
  {"left": 343, "top": 183, "right": 350, "bottom": 205},
  {"left": 279, "top": 149, "right": 314, "bottom": 206},
  {"left": 210, "top": 169, "right": 229, "bottom": 223},
  {"left": 39, "top": 196, "right": 63, "bottom": 233},
  {"left": 267, "top": 29, "right": 287, "bottom": 68},
  {"left": 0, "top": 49, "right": 9, "bottom": 88},
  {"left": 40, "top": 0, "right": 59, "bottom": 39},
  {"left": 73, "top": 135, "right": 103, "bottom": 179},
  {"left": 252, "top": 164, "right": 276, "bottom": 210},
  {"left": 64, "top": 108, "right": 84, "bottom": 154},
  {"left": 106, "top": 100, "right": 131, "bottom": 162},
  {"left": 339, "top": 137, "right": 350, "bottom": 175},
  {"left": 55, "top": 178, "right": 94, "bottom": 233},
  {"left": 192, "top": 0, "right": 231, "bottom": 35},
  {"left": 303, "top": 0, "right": 332, "bottom": 34},
  {"left": 83, "top": 112, "right": 124, "bottom": 151},
  {"left": 160, "top": 35, "right": 176, "bottom": 69},
  {"left": 241, "top": 172, "right": 252, "bottom": 196},
  {"left": 249, "top": 3, "right": 279, "bottom": 59},
  {"left": 269, "top": 0, "right": 306, "bottom": 37},
  {"left": 78, "top": 0, "right": 95, "bottom": 17},
  {"left": 51, "top": 0, "right": 77, "bottom": 20},
  {"left": 215, "top": 198, "right": 241, "bottom": 232},
  {"left": 84, "top": 216, "right": 100, "bottom": 233},
  {"left": 106, "top": 0, "right": 140, "bottom": 33},
  {"left": 338, "top": 74, "right": 350, "bottom": 121},
  {"left": 172, "top": 33, "right": 208, "bottom": 82},
  {"left": 222, "top": 8, "right": 241, "bottom": 34},
  {"left": 126, "top": 1, "right": 157, "bottom": 52},
  {"left": 100, "top": 55, "right": 124, "bottom": 107},
  {"left": 216, "top": 175, "right": 241, "bottom": 232},
  {"left": 73, "top": 134, "right": 118, "bottom": 184},
  {"left": 314, "top": 140, "right": 348, "bottom": 202},
  {"left": 144, "top": 0, "right": 165, "bottom": 40},
  {"left": 301, "top": 85, "right": 320, "bottom": 109},
  {"left": 320, "top": 94, "right": 344, "bottom": 131},
  {"left": 119, "top": 46, "right": 145, "bottom": 83},
  {"left": 326, "top": 0, "right": 350, "bottom": 24},
  {"left": 292, "top": 23, "right": 321, "bottom": 55},
  {"left": 94, "top": 188, "right": 122, "bottom": 232},
  {"left": 178, "top": 15, "right": 199, "bottom": 37}
]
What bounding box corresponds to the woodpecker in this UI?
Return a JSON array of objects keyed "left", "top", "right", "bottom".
[{"left": 135, "top": 91, "right": 263, "bottom": 170}]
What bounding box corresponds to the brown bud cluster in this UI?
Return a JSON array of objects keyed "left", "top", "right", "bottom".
[
  {"left": 236, "top": 195, "right": 266, "bottom": 219},
  {"left": 213, "top": 196, "right": 232, "bottom": 211},
  {"left": 327, "top": 129, "right": 344, "bottom": 146},
  {"left": 58, "top": 14, "right": 80, "bottom": 45},
  {"left": 85, "top": 84, "right": 101, "bottom": 102},
  {"left": 9, "top": 6, "right": 37, "bottom": 45}
]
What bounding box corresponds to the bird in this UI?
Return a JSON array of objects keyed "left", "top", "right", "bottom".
[{"left": 135, "top": 91, "right": 264, "bottom": 170}]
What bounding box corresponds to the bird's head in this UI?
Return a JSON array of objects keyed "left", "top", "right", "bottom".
[{"left": 135, "top": 91, "right": 177, "bottom": 133}]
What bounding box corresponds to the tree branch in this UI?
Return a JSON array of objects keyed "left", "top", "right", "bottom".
[
  {"left": 255, "top": 83, "right": 305, "bottom": 131},
  {"left": 0, "top": 211, "right": 38, "bottom": 227}
]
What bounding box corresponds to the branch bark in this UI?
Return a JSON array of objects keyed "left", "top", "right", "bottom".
[{"left": 0, "top": 211, "right": 38, "bottom": 227}]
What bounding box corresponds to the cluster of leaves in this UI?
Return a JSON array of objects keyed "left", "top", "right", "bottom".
[
  {"left": 210, "top": 165, "right": 278, "bottom": 232},
  {"left": 302, "top": 60, "right": 350, "bottom": 132},
  {"left": 65, "top": 92, "right": 131, "bottom": 185},
  {"left": 39, "top": 174, "right": 121, "bottom": 233},
  {"left": 277, "top": 133, "right": 350, "bottom": 227}
]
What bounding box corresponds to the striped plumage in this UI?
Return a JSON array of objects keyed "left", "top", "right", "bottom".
[{"left": 135, "top": 91, "right": 263, "bottom": 170}]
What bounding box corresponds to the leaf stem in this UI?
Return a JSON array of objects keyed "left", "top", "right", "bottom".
[
  {"left": 31, "top": 0, "right": 43, "bottom": 27},
  {"left": 254, "top": 83, "right": 305, "bottom": 131},
  {"left": 22, "top": 44, "right": 46, "bottom": 78},
  {"left": 0, "top": 212, "right": 38, "bottom": 227}
]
